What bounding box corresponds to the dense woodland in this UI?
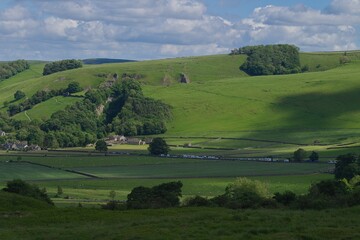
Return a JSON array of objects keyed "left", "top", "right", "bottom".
[
  {"left": 231, "top": 44, "right": 301, "bottom": 76},
  {"left": 43, "top": 59, "right": 83, "bottom": 75},
  {"left": 0, "top": 79, "right": 171, "bottom": 148},
  {"left": 0, "top": 60, "right": 29, "bottom": 80}
]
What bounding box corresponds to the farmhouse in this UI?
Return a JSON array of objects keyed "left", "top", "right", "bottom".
[
  {"left": 2, "top": 141, "right": 29, "bottom": 151},
  {"left": 127, "top": 137, "right": 146, "bottom": 145}
]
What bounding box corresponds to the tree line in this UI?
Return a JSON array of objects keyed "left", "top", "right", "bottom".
[
  {"left": 43, "top": 59, "right": 83, "bottom": 75},
  {"left": 0, "top": 60, "right": 29, "bottom": 80}
]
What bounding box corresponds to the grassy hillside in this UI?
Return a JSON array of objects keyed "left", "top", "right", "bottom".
[
  {"left": 2, "top": 51, "right": 360, "bottom": 155},
  {"left": 0, "top": 191, "right": 53, "bottom": 211},
  {"left": 1, "top": 206, "right": 359, "bottom": 239}
]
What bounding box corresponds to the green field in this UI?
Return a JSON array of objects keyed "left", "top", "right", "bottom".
[
  {"left": 0, "top": 153, "right": 333, "bottom": 205},
  {"left": 1, "top": 204, "right": 359, "bottom": 240}
]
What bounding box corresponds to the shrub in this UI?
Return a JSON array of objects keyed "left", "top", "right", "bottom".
[
  {"left": 214, "top": 177, "right": 270, "bottom": 209},
  {"left": 274, "top": 191, "right": 296, "bottom": 206},
  {"left": 101, "top": 200, "right": 126, "bottom": 210},
  {"left": 184, "top": 196, "right": 213, "bottom": 207},
  {"left": 127, "top": 181, "right": 183, "bottom": 209}
]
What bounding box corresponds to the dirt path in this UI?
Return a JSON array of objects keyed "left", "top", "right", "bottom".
[{"left": 24, "top": 111, "right": 31, "bottom": 121}]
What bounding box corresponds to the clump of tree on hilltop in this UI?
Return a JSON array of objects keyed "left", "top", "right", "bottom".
[
  {"left": 231, "top": 44, "right": 301, "bottom": 76},
  {"left": 43, "top": 59, "right": 83, "bottom": 75},
  {"left": 0, "top": 60, "right": 30, "bottom": 80}
]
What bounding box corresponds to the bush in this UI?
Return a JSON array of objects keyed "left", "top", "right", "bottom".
[
  {"left": 184, "top": 196, "right": 213, "bottom": 207},
  {"left": 274, "top": 191, "right": 296, "bottom": 206},
  {"left": 66, "top": 82, "right": 83, "bottom": 94},
  {"left": 214, "top": 177, "right": 270, "bottom": 209},
  {"left": 127, "top": 181, "right": 183, "bottom": 209},
  {"left": 101, "top": 200, "right": 126, "bottom": 210},
  {"left": 335, "top": 154, "right": 360, "bottom": 180},
  {"left": 14, "top": 90, "right": 26, "bottom": 100}
]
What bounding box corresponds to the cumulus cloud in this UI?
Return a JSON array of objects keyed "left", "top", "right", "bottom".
[
  {"left": 0, "top": 0, "right": 359, "bottom": 60},
  {"left": 241, "top": 2, "right": 359, "bottom": 51}
]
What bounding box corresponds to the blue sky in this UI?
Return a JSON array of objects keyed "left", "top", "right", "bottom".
[{"left": 0, "top": 0, "right": 359, "bottom": 60}]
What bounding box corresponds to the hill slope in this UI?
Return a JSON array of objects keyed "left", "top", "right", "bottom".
[{"left": 2, "top": 51, "right": 360, "bottom": 151}]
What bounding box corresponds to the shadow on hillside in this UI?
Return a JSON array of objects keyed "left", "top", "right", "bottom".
[{"left": 243, "top": 87, "right": 360, "bottom": 145}]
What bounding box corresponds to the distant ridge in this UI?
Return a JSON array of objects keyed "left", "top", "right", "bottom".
[{"left": 82, "top": 58, "right": 137, "bottom": 65}]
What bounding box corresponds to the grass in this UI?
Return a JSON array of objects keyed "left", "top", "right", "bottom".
[
  {"left": 0, "top": 206, "right": 359, "bottom": 239},
  {"left": 12, "top": 96, "right": 82, "bottom": 121},
  {"left": 69, "top": 161, "right": 332, "bottom": 179},
  {"left": 0, "top": 153, "right": 333, "bottom": 204},
  {"left": 0, "top": 161, "right": 88, "bottom": 181}
]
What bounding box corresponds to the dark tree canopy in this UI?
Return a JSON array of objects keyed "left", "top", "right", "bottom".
[
  {"left": 105, "top": 80, "right": 171, "bottom": 136},
  {"left": 0, "top": 60, "right": 29, "bottom": 80},
  {"left": 293, "top": 148, "right": 307, "bottom": 162},
  {"left": 237, "top": 44, "right": 301, "bottom": 76},
  {"left": 127, "top": 181, "right": 182, "bottom": 209},
  {"left": 95, "top": 140, "right": 108, "bottom": 152},
  {"left": 148, "top": 137, "right": 170, "bottom": 155},
  {"left": 14, "top": 90, "right": 26, "bottom": 100},
  {"left": 43, "top": 59, "right": 83, "bottom": 75},
  {"left": 309, "top": 151, "right": 319, "bottom": 162},
  {"left": 66, "top": 82, "right": 83, "bottom": 93},
  {"left": 335, "top": 154, "right": 360, "bottom": 180}
]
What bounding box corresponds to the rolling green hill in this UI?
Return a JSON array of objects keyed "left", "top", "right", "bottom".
[{"left": 2, "top": 51, "right": 360, "bottom": 154}]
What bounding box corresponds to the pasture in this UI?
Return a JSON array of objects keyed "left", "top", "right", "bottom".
[
  {"left": 1, "top": 205, "right": 359, "bottom": 240},
  {"left": 0, "top": 153, "right": 333, "bottom": 205}
]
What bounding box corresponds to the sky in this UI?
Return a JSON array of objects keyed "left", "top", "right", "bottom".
[{"left": 0, "top": 0, "right": 359, "bottom": 60}]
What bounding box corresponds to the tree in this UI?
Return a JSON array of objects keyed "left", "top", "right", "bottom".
[
  {"left": 14, "top": 90, "right": 25, "bottom": 100},
  {"left": 57, "top": 186, "right": 63, "bottom": 196},
  {"left": 109, "top": 190, "right": 116, "bottom": 200},
  {"left": 127, "top": 181, "right": 183, "bottom": 209},
  {"left": 148, "top": 137, "right": 169, "bottom": 155},
  {"left": 215, "top": 177, "right": 269, "bottom": 209},
  {"left": 293, "top": 148, "right": 307, "bottom": 162},
  {"left": 66, "top": 82, "right": 82, "bottom": 94},
  {"left": 309, "top": 151, "right": 319, "bottom": 162},
  {"left": 95, "top": 140, "right": 108, "bottom": 152},
  {"left": 335, "top": 154, "right": 360, "bottom": 180}
]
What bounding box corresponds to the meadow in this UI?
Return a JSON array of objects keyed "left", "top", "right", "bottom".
[
  {"left": 0, "top": 153, "right": 333, "bottom": 205},
  {"left": 1, "top": 203, "right": 359, "bottom": 240}
]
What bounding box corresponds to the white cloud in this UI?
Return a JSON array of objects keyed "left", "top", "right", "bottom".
[
  {"left": 0, "top": 0, "right": 359, "bottom": 60},
  {"left": 241, "top": 3, "right": 359, "bottom": 51},
  {"left": 327, "top": 0, "right": 360, "bottom": 14}
]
